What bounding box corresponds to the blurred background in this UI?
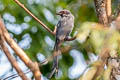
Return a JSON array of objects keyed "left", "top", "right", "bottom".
[{"left": 0, "top": 0, "right": 119, "bottom": 80}]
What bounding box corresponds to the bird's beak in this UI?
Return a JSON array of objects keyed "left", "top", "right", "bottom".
[{"left": 56, "top": 12, "right": 61, "bottom": 15}]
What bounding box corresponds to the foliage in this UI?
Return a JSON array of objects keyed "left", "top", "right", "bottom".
[
  {"left": 77, "top": 22, "right": 120, "bottom": 56},
  {"left": 0, "top": 0, "right": 120, "bottom": 80}
]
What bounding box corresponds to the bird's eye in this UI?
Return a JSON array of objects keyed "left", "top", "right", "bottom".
[{"left": 62, "top": 11, "right": 65, "bottom": 14}]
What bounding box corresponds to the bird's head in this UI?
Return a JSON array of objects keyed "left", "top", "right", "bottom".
[{"left": 56, "top": 10, "right": 71, "bottom": 17}]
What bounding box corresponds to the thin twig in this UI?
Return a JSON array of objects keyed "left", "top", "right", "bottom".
[
  {"left": 0, "top": 31, "right": 30, "bottom": 80},
  {"left": 14, "top": 0, "right": 54, "bottom": 35},
  {"left": 13, "top": 0, "right": 76, "bottom": 41},
  {"left": 64, "top": 36, "right": 77, "bottom": 41},
  {"left": 53, "top": 26, "right": 57, "bottom": 35},
  {"left": 2, "top": 69, "right": 31, "bottom": 80},
  {"left": 0, "top": 17, "right": 41, "bottom": 80}
]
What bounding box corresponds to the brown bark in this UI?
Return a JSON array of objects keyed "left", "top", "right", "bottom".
[
  {"left": 106, "top": 0, "right": 112, "bottom": 22},
  {"left": 0, "top": 17, "right": 41, "bottom": 80},
  {"left": 14, "top": 0, "right": 54, "bottom": 35},
  {"left": 0, "top": 30, "right": 30, "bottom": 80},
  {"left": 94, "top": 0, "right": 109, "bottom": 26},
  {"left": 13, "top": 0, "right": 76, "bottom": 41}
]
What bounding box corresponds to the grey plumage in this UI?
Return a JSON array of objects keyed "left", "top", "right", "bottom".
[
  {"left": 56, "top": 10, "right": 74, "bottom": 41},
  {"left": 48, "top": 10, "right": 74, "bottom": 78}
]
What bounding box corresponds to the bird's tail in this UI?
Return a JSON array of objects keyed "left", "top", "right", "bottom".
[{"left": 48, "top": 39, "right": 61, "bottom": 78}]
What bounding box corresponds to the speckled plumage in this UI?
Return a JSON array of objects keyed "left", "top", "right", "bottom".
[{"left": 48, "top": 10, "right": 74, "bottom": 78}]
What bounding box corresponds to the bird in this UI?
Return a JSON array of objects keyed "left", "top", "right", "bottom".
[{"left": 48, "top": 10, "right": 74, "bottom": 78}]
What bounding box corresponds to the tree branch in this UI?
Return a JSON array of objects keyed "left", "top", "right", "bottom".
[
  {"left": 0, "top": 30, "right": 30, "bottom": 80},
  {"left": 14, "top": 0, "right": 54, "bottom": 35},
  {"left": 13, "top": 0, "right": 76, "bottom": 41},
  {"left": 94, "top": 0, "right": 109, "bottom": 26},
  {"left": 0, "top": 17, "right": 41, "bottom": 80},
  {"left": 106, "top": 0, "right": 112, "bottom": 21},
  {"left": 64, "top": 36, "right": 77, "bottom": 41}
]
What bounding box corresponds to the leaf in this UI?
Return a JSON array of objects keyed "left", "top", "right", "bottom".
[
  {"left": 77, "top": 22, "right": 120, "bottom": 56},
  {"left": 77, "top": 22, "right": 93, "bottom": 43}
]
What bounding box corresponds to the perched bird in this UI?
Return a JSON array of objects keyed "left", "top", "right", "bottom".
[{"left": 48, "top": 10, "right": 74, "bottom": 78}]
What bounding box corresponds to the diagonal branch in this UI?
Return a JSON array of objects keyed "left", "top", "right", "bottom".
[
  {"left": 13, "top": 0, "right": 76, "bottom": 41},
  {"left": 0, "top": 30, "right": 30, "bottom": 80},
  {"left": 64, "top": 36, "right": 77, "bottom": 41},
  {"left": 14, "top": 0, "right": 54, "bottom": 35},
  {"left": 0, "top": 17, "right": 41, "bottom": 80}
]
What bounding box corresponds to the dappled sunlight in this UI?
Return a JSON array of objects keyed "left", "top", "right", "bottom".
[
  {"left": 43, "top": 8, "right": 56, "bottom": 25},
  {"left": 3, "top": 13, "right": 16, "bottom": 23},
  {"left": 31, "top": 26, "right": 38, "bottom": 33},
  {"left": 18, "top": 33, "right": 32, "bottom": 49},
  {"left": 0, "top": 0, "right": 120, "bottom": 80},
  {"left": 45, "top": 36, "right": 54, "bottom": 49},
  {"left": 68, "top": 50, "right": 87, "bottom": 79},
  {"left": 0, "top": 2, "right": 4, "bottom": 11},
  {"left": 24, "top": 16, "right": 31, "bottom": 23},
  {"left": 37, "top": 53, "right": 46, "bottom": 62}
]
